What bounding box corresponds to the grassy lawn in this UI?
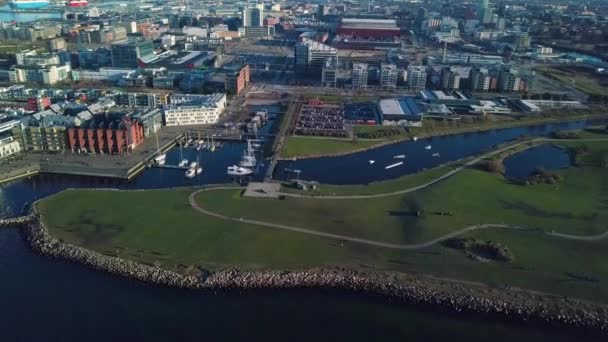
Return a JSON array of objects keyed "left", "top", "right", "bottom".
[
  {"left": 38, "top": 140, "right": 608, "bottom": 302},
  {"left": 535, "top": 66, "right": 608, "bottom": 97},
  {"left": 280, "top": 136, "right": 383, "bottom": 159}
]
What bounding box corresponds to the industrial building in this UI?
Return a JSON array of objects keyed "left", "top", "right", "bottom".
[
  {"left": 337, "top": 18, "right": 400, "bottom": 39},
  {"left": 378, "top": 98, "right": 424, "bottom": 127},
  {"left": 111, "top": 38, "right": 156, "bottom": 68}
]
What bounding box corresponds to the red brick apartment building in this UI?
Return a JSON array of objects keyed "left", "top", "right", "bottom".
[
  {"left": 225, "top": 64, "right": 250, "bottom": 95},
  {"left": 67, "top": 118, "right": 144, "bottom": 154}
]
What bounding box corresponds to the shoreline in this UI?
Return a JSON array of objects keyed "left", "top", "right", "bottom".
[
  {"left": 278, "top": 113, "right": 608, "bottom": 161},
  {"left": 1, "top": 215, "right": 606, "bottom": 335}
]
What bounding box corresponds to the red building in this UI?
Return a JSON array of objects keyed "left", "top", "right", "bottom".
[
  {"left": 337, "top": 18, "right": 401, "bottom": 39},
  {"left": 225, "top": 64, "right": 250, "bottom": 96},
  {"left": 67, "top": 118, "right": 145, "bottom": 154}
]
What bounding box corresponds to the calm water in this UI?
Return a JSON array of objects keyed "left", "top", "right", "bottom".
[
  {"left": 0, "top": 229, "right": 589, "bottom": 341},
  {"left": 0, "top": 119, "right": 605, "bottom": 341},
  {"left": 275, "top": 120, "right": 606, "bottom": 184},
  {"left": 0, "top": 5, "right": 62, "bottom": 22},
  {"left": 504, "top": 144, "right": 571, "bottom": 179}
]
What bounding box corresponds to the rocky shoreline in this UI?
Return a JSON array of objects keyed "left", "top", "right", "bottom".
[{"left": 1, "top": 215, "right": 607, "bottom": 334}]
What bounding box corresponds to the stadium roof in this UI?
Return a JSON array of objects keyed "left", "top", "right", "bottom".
[{"left": 340, "top": 18, "right": 399, "bottom": 30}]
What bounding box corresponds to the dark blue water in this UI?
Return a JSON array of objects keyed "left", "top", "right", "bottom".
[
  {"left": 504, "top": 144, "right": 571, "bottom": 179},
  {"left": 275, "top": 120, "right": 605, "bottom": 184},
  {"left": 0, "top": 119, "right": 605, "bottom": 341},
  {"left": 0, "top": 229, "right": 589, "bottom": 341}
]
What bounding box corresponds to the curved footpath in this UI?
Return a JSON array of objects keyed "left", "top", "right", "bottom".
[{"left": 189, "top": 137, "right": 608, "bottom": 249}]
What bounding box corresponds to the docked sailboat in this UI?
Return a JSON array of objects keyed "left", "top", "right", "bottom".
[
  {"left": 178, "top": 144, "right": 188, "bottom": 167},
  {"left": 154, "top": 128, "right": 166, "bottom": 166},
  {"left": 239, "top": 140, "right": 257, "bottom": 168},
  {"left": 227, "top": 165, "right": 253, "bottom": 176},
  {"left": 185, "top": 161, "right": 202, "bottom": 178},
  {"left": 210, "top": 136, "right": 216, "bottom": 152}
]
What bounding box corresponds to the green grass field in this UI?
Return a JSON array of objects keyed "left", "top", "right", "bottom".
[{"left": 38, "top": 139, "right": 608, "bottom": 302}]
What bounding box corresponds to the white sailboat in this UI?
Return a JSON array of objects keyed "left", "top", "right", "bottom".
[
  {"left": 154, "top": 127, "right": 166, "bottom": 166},
  {"left": 393, "top": 155, "right": 406, "bottom": 159},
  {"left": 210, "top": 135, "right": 216, "bottom": 152},
  {"left": 178, "top": 143, "right": 188, "bottom": 167},
  {"left": 239, "top": 140, "right": 257, "bottom": 168},
  {"left": 385, "top": 161, "right": 404, "bottom": 169},
  {"left": 425, "top": 145, "right": 432, "bottom": 150},
  {"left": 185, "top": 160, "right": 202, "bottom": 178},
  {"left": 227, "top": 165, "right": 253, "bottom": 176}
]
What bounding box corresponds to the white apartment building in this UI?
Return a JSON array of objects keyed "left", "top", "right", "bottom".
[
  {"left": 0, "top": 136, "right": 21, "bottom": 159},
  {"left": 162, "top": 93, "right": 226, "bottom": 126}
]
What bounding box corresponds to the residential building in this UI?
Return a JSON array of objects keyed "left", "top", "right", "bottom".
[
  {"left": 162, "top": 93, "right": 227, "bottom": 126},
  {"left": 225, "top": 64, "right": 250, "bottom": 95},
  {"left": 47, "top": 38, "right": 66, "bottom": 51},
  {"left": 407, "top": 65, "right": 428, "bottom": 91},
  {"left": 498, "top": 66, "right": 521, "bottom": 92},
  {"left": 441, "top": 67, "right": 461, "bottom": 90},
  {"left": 0, "top": 136, "right": 21, "bottom": 159},
  {"left": 9, "top": 64, "right": 71, "bottom": 85},
  {"left": 132, "top": 108, "right": 163, "bottom": 137},
  {"left": 352, "top": 62, "right": 368, "bottom": 88},
  {"left": 237, "top": 25, "right": 275, "bottom": 38},
  {"left": 380, "top": 63, "right": 398, "bottom": 89},
  {"left": 469, "top": 67, "right": 491, "bottom": 91},
  {"left": 321, "top": 57, "right": 338, "bottom": 87},
  {"left": 67, "top": 117, "right": 145, "bottom": 154}
]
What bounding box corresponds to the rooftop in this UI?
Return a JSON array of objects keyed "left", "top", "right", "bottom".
[{"left": 340, "top": 18, "right": 399, "bottom": 30}]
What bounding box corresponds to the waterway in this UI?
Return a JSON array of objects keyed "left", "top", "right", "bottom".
[
  {"left": 274, "top": 119, "right": 606, "bottom": 184},
  {"left": 0, "top": 4, "right": 62, "bottom": 22},
  {"left": 0, "top": 119, "right": 605, "bottom": 340},
  {"left": 503, "top": 144, "right": 571, "bottom": 179}
]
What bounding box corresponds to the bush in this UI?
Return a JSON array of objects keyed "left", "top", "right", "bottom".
[{"left": 481, "top": 159, "right": 505, "bottom": 175}]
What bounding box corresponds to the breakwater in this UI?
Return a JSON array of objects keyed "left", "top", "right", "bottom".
[{"left": 0, "top": 213, "right": 601, "bottom": 335}]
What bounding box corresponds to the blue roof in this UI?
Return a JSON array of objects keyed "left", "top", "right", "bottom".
[{"left": 398, "top": 97, "right": 422, "bottom": 117}]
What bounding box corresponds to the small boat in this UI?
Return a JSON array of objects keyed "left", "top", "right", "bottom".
[
  {"left": 189, "top": 162, "right": 198, "bottom": 169},
  {"left": 154, "top": 154, "right": 166, "bottom": 166},
  {"left": 432, "top": 153, "right": 440, "bottom": 157},
  {"left": 413, "top": 137, "right": 418, "bottom": 142},
  {"left": 393, "top": 155, "right": 406, "bottom": 159},
  {"left": 227, "top": 165, "right": 254, "bottom": 176},
  {"left": 425, "top": 145, "right": 432, "bottom": 150},
  {"left": 185, "top": 167, "right": 202, "bottom": 178},
  {"left": 385, "top": 161, "right": 404, "bottom": 170},
  {"left": 178, "top": 159, "right": 189, "bottom": 167},
  {"left": 369, "top": 160, "right": 375, "bottom": 164}
]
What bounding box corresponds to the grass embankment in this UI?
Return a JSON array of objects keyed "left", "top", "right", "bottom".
[
  {"left": 280, "top": 114, "right": 608, "bottom": 159},
  {"left": 39, "top": 138, "right": 608, "bottom": 302},
  {"left": 535, "top": 66, "right": 608, "bottom": 97}
]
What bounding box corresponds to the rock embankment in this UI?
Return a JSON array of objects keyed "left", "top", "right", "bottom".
[
  {"left": 17, "top": 216, "right": 608, "bottom": 335},
  {"left": 0, "top": 215, "right": 34, "bottom": 229}
]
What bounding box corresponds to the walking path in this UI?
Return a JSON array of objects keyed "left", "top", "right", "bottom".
[{"left": 188, "top": 137, "right": 608, "bottom": 249}]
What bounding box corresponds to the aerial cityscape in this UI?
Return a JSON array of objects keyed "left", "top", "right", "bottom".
[{"left": 0, "top": 0, "right": 607, "bottom": 340}]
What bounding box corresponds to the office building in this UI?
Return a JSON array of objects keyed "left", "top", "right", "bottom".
[
  {"left": 294, "top": 38, "right": 337, "bottom": 74},
  {"left": 242, "top": 7, "right": 263, "bottom": 27},
  {"left": 111, "top": 38, "right": 156, "bottom": 68}
]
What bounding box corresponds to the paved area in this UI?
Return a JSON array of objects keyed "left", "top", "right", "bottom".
[{"left": 243, "top": 182, "right": 281, "bottom": 198}]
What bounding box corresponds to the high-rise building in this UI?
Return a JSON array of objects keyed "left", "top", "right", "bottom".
[
  {"left": 242, "top": 7, "right": 263, "bottom": 27},
  {"left": 321, "top": 57, "right": 338, "bottom": 87},
  {"left": 441, "top": 67, "right": 461, "bottom": 90},
  {"left": 478, "top": 0, "right": 492, "bottom": 24},
  {"left": 318, "top": 4, "right": 329, "bottom": 19},
  {"left": 469, "top": 67, "right": 491, "bottom": 91},
  {"left": 498, "top": 66, "right": 521, "bottom": 92},
  {"left": 111, "top": 38, "right": 155, "bottom": 68},
  {"left": 380, "top": 63, "right": 398, "bottom": 89},
  {"left": 352, "top": 63, "right": 368, "bottom": 88},
  {"left": 407, "top": 65, "right": 427, "bottom": 91},
  {"left": 294, "top": 38, "right": 337, "bottom": 74}
]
